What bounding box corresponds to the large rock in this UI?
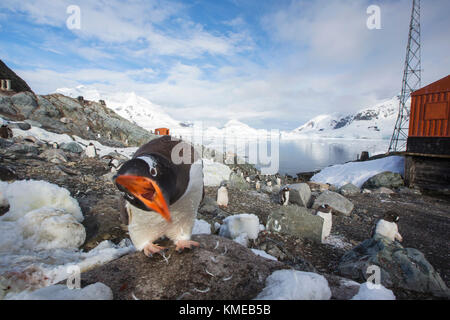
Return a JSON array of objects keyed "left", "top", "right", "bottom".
[
  {"left": 266, "top": 206, "right": 324, "bottom": 243},
  {"left": 80, "top": 234, "right": 286, "bottom": 300},
  {"left": 361, "top": 171, "right": 404, "bottom": 190},
  {"left": 8, "top": 143, "right": 39, "bottom": 155},
  {"left": 312, "top": 191, "right": 354, "bottom": 216},
  {"left": 338, "top": 235, "right": 449, "bottom": 297},
  {"left": 289, "top": 183, "right": 312, "bottom": 207},
  {"left": 229, "top": 173, "right": 249, "bottom": 191},
  {"left": 61, "top": 142, "right": 83, "bottom": 154},
  {"left": 339, "top": 183, "right": 361, "bottom": 197}
]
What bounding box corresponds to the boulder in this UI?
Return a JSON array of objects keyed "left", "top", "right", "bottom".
[
  {"left": 80, "top": 234, "right": 286, "bottom": 300},
  {"left": 8, "top": 122, "right": 31, "bottom": 131},
  {"left": 39, "top": 149, "right": 68, "bottom": 164},
  {"left": 219, "top": 213, "right": 260, "bottom": 244},
  {"left": 312, "top": 191, "right": 354, "bottom": 216},
  {"left": 0, "top": 166, "right": 18, "bottom": 182},
  {"left": 288, "top": 183, "right": 312, "bottom": 207},
  {"left": 61, "top": 142, "right": 83, "bottom": 154},
  {"left": 323, "top": 275, "right": 361, "bottom": 300},
  {"left": 362, "top": 171, "right": 404, "bottom": 190},
  {"left": 339, "top": 183, "right": 361, "bottom": 197},
  {"left": 8, "top": 143, "right": 39, "bottom": 155},
  {"left": 229, "top": 173, "right": 249, "bottom": 191},
  {"left": 338, "top": 235, "right": 449, "bottom": 297},
  {"left": 307, "top": 182, "right": 329, "bottom": 192},
  {"left": 266, "top": 206, "right": 324, "bottom": 243}
]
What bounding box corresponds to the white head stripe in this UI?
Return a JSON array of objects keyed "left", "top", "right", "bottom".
[{"left": 137, "top": 156, "right": 156, "bottom": 169}]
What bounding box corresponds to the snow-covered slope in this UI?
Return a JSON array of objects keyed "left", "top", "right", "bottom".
[
  {"left": 57, "top": 86, "right": 183, "bottom": 132},
  {"left": 284, "top": 97, "right": 405, "bottom": 140},
  {"left": 204, "top": 119, "right": 269, "bottom": 138}
]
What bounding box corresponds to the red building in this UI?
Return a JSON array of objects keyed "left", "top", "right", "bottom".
[
  {"left": 405, "top": 75, "right": 450, "bottom": 194},
  {"left": 155, "top": 128, "right": 170, "bottom": 136}
]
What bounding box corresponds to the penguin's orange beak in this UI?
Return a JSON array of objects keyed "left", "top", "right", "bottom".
[{"left": 115, "top": 175, "right": 172, "bottom": 223}]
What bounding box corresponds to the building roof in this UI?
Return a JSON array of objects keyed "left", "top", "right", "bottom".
[{"left": 412, "top": 75, "right": 450, "bottom": 96}]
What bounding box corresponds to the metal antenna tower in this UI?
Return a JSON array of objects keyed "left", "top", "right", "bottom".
[{"left": 388, "top": 0, "right": 421, "bottom": 153}]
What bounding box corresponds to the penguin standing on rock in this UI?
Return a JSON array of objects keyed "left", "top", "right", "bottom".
[
  {"left": 279, "top": 186, "right": 290, "bottom": 206},
  {"left": 371, "top": 211, "right": 403, "bottom": 242},
  {"left": 114, "top": 136, "right": 204, "bottom": 256},
  {"left": 85, "top": 143, "right": 97, "bottom": 158},
  {"left": 217, "top": 181, "right": 229, "bottom": 208}
]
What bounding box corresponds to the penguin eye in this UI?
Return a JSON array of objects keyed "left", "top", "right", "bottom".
[{"left": 150, "top": 167, "right": 158, "bottom": 177}]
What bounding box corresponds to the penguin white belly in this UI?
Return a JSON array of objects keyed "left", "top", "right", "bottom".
[
  {"left": 375, "top": 220, "right": 401, "bottom": 242},
  {"left": 127, "top": 159, "right": 203, "bottom": 251},
  {"left": 317, "top": 211, "right": 332, "bottom": 242},
  {"left": 282, "top": 192, "right": 289, "bottom": 206},
  {"left": 217, "top": 187, "right": 228, "bottom": 207},
  {"left": 85, "top": 146, "right": 96, "bottom": 158}
]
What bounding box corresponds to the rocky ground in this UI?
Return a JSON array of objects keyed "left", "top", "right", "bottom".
[{"left": 1, "top": 136, "right": 449, "bottom": 300}]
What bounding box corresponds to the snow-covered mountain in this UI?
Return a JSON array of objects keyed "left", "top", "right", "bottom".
[
  {"left": 57, "top": 86, "right": 185, "bottom": 132},
  {"left": 284, "top": 97, "right": 404, "bottom": 140},
  {"left": 204, "top": 119, "right": 270, "bottom": 138}
]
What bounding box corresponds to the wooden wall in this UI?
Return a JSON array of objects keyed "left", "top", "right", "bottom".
[{"left": 405, "top": 156, "right": 450, "bottom": 194}]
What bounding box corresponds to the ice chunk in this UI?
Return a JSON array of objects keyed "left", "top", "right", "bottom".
[
  {"left": 351, "top": 282, "right": 396, "bottom": 300},
  {"left": 255, "top": 270, "right": 332, "bottom": 300},
  {"left": 1, "top": 180, "right": 82, "bottom": 222},
  {"left": 5, "top": 282, "right": 113, "bottom": 300},
  {"left": 219, "top": 214, "right": 260, "bottom": 241},
  {"left": 192, "top": 219, "right": 212, "bottom": 235}
]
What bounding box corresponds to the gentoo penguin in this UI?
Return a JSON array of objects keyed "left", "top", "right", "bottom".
[
  {"left": 279, "top": 186, "right": 290, "bottom": 206},
  {"left": 85, "top": 143, "right": 97, "bottom": 158},
  {"left": 276, "top": 176, "right": 282, "bottom": 187},
  {"left": 266, "top": 180, "right": 272, "bottom": 187},
  {"left": 217, "top": 181, "right": 229, "bottom": 208},
  {"left": 114, "top": 136, "right": 204, "bottom": 256},
  {"left": 255, "top": 175, "right": 261, "bottom": 191},
  {"left": 371, "top": 211, "right": 403, "bottom": 242},
  {"left": 52, "top": 142, "right": 59, "bottom": 149},
  {"left": 316, "top": 205, "right": 332, "bottom": 242},
  {"left": 245, "top": 176, "right": 251, "bottom": 183}
]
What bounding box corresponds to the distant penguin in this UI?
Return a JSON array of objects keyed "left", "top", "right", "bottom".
[
  {"left": 276, "top": 177, "right": 282, "bottom": 186},
  {"left": 52, "top": 142, "right": 59, "bottom": 149},
  {"left": 217, "top": 182, "right": 229, "bottom": 208},
  {"left": 279, "top": 186, "right": 290, "bottom": 206},
  {"left": 85, "top": 143, "right": 97, "bottom": 158},
  {"left": 255, "top": 180, "right": 261, "bottom": 191},
  {"left": 316, "top": 205, "right": 332, "bottom": 242},
  {"left": 371, "top": 211, "right": 403, "bottom": 242},
  {"left": 245, "top": 177, "right": 251, "bottom": 183},
  {"left": 267, "top": 180, "right": 272, "bottom": 187}
]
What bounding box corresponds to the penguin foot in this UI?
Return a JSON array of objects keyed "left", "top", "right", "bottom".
[
  {"left": 143, "top": 242, "right": 167, "bottom": 257},
  {"left": 175, "top": 240, "right": 200, "bottom": 252}
]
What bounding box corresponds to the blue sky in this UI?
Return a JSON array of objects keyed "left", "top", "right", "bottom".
[{"left": 1, "top": 0, "right": 449, "bottom": 130}]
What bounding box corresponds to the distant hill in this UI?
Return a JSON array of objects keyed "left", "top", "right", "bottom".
[{"left": 284, "top": 97, "right": 405, "bottom": 140}]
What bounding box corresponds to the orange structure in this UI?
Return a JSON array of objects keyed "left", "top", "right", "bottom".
[
  {"left": 404, "top": 75, "right": 450, "bottom": 194},
  {"left": 407, "top": 75, "right": 450, "bottom": 155},
  {"left": 155, "top": 128, "right": 170, "bottom": 136}
]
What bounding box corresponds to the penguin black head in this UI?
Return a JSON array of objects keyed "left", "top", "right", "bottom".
[
  {"left": 113, "top": 154, "right": 177, "bottom": 222},
  {"left": 383, "top": 211, "right": 400, "bottom": 223}
]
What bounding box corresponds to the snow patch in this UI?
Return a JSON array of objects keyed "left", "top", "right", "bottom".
[
  {"left": 255, "top": 270, "right": 331, "bottom": 300},
  {"left": 1, "top": 180, "right": 82, "bottom": 222},
  {"left": 192, "top": 219, "right": 212, "bottom": 235},
  {"left": 5, "top": 282, "right": 113, "bottom": 300},
  {"left": 351, "top": 282, "right": 396, "bottom": 300},
  {"left": 219, "top": 214, "right": 260, "bottom": 243},
  {"left": 203, "top": 158, "right": 231, "bottom": 187},
  {"left": 311, "top": 156, "right": 405, "bottom": 188},
  {"left": 251, "top": 249, "right": 278, "bottom": 261}
]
